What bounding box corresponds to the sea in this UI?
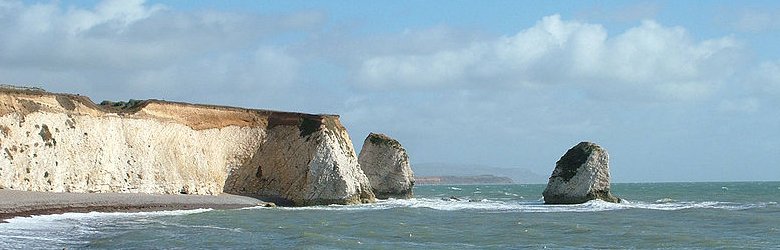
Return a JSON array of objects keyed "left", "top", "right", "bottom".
[{"left": 1, "top": 182, "right": 778, "bottom": 249}]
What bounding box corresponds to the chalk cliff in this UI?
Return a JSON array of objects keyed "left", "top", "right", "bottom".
[
  {"left": 0, "top": 86, "right": 375, "bottom": 206},
  {"left": 542, "top": 142, "right": 620, "bottom": 204},
  {"left": 358, "top": 133, "right": 414, "bottom": 199}
]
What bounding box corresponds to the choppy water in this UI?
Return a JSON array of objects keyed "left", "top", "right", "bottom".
[{"left": 1, "top": 182, "right": 779, "bottom": 249}]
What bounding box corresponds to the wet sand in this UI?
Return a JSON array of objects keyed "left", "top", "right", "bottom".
[{"left": 0, "top": 190, "right": 270, "bottom": 222}]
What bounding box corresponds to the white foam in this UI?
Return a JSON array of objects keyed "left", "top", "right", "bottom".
[
  {"left": 250, "top": 198, "right": 774, "bottom": 213},
  {"left": 258, "top": 198, "right": 626, "bottom": 213},
  {"left": 621, "top": 200, "right": 768, "bottom": 211},
  {"left": 0, "top": 208, "right": 214, "bottom": 248},
  {"left": 3, "top": 208, "right": 213, "bottom": 224},
  {"left": 151, "top": 219, "right": 242, "bottom": 232},
  {"left": 654, "top": 198, "right": 677, "bottom": 203}
]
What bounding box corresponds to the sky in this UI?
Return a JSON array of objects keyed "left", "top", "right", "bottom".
[{"left": 2, "top": 0, "right": 780, "bottom": 182}]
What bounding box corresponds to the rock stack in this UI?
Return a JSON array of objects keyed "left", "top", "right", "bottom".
[
  {"left": 542, "top": 142, "right": 620, "bottom": 204},
  {"left": 358, "top": 133, "right": 414, "bottom": 199}
]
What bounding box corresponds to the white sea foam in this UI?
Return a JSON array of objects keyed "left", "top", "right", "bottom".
[
  {"left": 0, "top": 209, "right": 213, "bottom": 249},
  {"left": 256, "top": 198, "right": 621, "bottom": 212},
  {"left": 620, "top": 200, "right": 770, "bottom": 211},
  {"left": 0, "top": 208, "right": 214, "bottom": 249},
  {"left": 151, "top": 219, "right": 242, "bottom": 232},
  {"left": 249, "top": 198, "right": 774, "bottom": 213},
  {"left": 3, "top": 208, "right": 213, "bottom": 224},
  {"left": 654, "top": 198, "right": 677, "bottom": 203}
]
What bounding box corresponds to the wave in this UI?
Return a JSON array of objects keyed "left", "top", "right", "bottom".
[
  {"left": 654, "top": 198, "right": 677, "bottom": 203},
  {"left": 0, "top": 208, "right": 214, "bottom": 249},
  {"left": 0, "top": 208, "right": 213, "bottom": 235},
  {"left": 622, "top": 200, "right": 773, "bottom": 211},
  {"left": 243, "top": 198, "right": 776, "bottom": 213},
  {"left": 2, "top": 208, "right": 213, "bottom": 224},
  {"left": 149, "top": 218, "right": 243, "bottom": 233}
]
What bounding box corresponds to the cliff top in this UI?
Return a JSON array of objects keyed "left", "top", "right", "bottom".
[
  {"left": 366, "top": 132, "right": 403, "bottom": 148},
  {"left": 0, "top": 84, "right": 339, "bottom": 130},
  {"left": 0, "top": 83, "right": 335, "bottom": 117}
]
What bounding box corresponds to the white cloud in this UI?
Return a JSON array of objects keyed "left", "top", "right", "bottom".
[
  {"left": 64, "top": 0, "right": 164, "bottom": 34},
  {"left": 129, "top": 46, "right": 300, "bottom": 95},
  {"left": 352, "top": 15, "right": 742, "bottom": 101},
  {"left": 748, "top": 60, "right": 780, "bottom": 96},
  {"left": 0, "top": 0, "right": 320, "bottom": 107},
  {"left": 0, "top": 0, "right": 323, "bottom": 71}
]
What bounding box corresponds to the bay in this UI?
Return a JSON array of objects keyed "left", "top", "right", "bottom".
[{"left": 1, "top": 182, "right": 778, "bottom": 249}]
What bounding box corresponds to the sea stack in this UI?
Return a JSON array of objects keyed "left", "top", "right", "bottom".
[
  {"left": 358, "top": 133, "right": 414, "bottom": 199},
  {"left": 542, "top": 142, "right": 620, "bottom": 204},
  {"left": 0, "top": 85, "right": 375, "bottom": 206}
]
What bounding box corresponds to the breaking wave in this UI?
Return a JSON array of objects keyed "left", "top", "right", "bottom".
[
  {"left": 244, "top": 198, "right": 774, "bottom": 213},
  {"left": 0, "top": 209, "right": 213, "bottom": 249}
]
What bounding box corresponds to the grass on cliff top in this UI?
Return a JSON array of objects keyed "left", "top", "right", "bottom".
[
  {"left": 367, "top": 133, "right": 402, "bottom": 148},
  {"left": 99, "top": 99, "right": 145, "bottom": 111}
]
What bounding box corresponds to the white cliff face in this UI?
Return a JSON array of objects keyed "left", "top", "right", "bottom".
[
  {"left": 305, "top": 126, "right": 374, "bottom": 204},
  {"left": 0, "top": 89, "right": 375, "bottom": 205},
  {"left": 0, "top": 111, "right": 262, "bottom": 195},
  {"left": 358, "top": 133, "right": 414, "bottom": 199},
  {"left": 542, "top": 142, "right": 619, "bottom": 204},
  {"left": 223, "top": 118, "right": 375, "bottom": 205}
]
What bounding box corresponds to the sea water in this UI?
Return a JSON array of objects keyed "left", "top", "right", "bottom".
[{"left": 1, "top": 182, "right": 778, "bottom": 249}]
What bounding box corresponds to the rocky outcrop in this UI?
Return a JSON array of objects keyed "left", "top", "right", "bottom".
[
  {"left": 542, "top": 142, "right": 620, "bottom": 204},
  {"left": 0, "top": 86, "right": 375, "bottom": 206},
  {"left": 357, "top": 133, "right": 414, "bottom": 199}
]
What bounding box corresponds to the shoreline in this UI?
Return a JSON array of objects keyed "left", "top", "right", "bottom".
[{"left": 0, "top": 190, "right": 271, "bottom": 222}]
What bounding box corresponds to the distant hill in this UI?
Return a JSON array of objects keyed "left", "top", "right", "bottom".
[
  {"left": 415, "top": 175, "right": 513, "bottom": 185},
  {"left": 412, "top": 162, "right": 547, "bottom": 184}
]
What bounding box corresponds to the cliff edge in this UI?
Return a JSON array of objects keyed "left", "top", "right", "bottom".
[{"left": 0, "top": 86, "right": 375, "bottom": 206}]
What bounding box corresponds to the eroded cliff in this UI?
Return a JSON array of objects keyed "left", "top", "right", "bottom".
[{"left": 0, "top": 87, "right": 375, "bottom": 206}]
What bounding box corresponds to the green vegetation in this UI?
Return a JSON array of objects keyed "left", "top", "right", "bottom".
[
  {"left": 368, "top": 133, "right": 401, "bottom": 148},
  {"left": 99, "top": 99, "right": 145, "bottom": 111}
]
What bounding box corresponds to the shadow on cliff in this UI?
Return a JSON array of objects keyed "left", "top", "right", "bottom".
[
  {"left": 222, "top": 113, "right": 329, "bottom": 207},
  {"left": 97, "top": 97, "right": 332, "bottom": 207}
]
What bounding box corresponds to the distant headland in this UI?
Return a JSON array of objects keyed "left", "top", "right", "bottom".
[{"left": 415, "top": 175, "right": 513, "bottom": 185}]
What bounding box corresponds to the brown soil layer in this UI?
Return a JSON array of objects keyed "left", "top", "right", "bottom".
[{"left": 0, "top": 86, "right": 338, "bottom": 131}]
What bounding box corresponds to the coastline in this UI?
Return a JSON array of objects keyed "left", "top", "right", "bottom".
[{"left": 0, "top": 190, "right": 270, "bottom": 222}]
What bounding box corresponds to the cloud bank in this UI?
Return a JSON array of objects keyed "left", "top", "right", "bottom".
[
  {"left": 353, "top": 15, "right": 742, "bottom": 101},
  {"left": 0, "top": 0, "right": 320, "bottom": 107}
]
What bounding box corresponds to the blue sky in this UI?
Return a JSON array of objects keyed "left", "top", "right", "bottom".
[{"left": 2, "top": 0, "right": 780, "bottom": 182}]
